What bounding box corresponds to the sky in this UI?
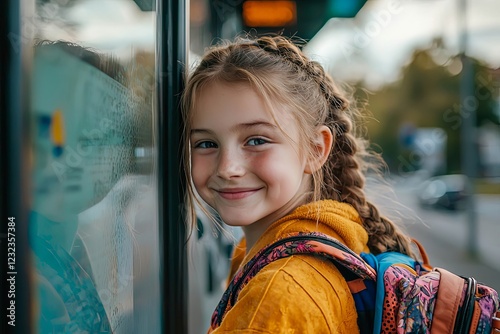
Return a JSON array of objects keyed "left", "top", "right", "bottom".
[{"left": 305, "top": 0, "right": 500, "bottom": 88}]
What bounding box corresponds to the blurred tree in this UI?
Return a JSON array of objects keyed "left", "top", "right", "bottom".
[{"left": 358, "top": 38, "right": 499, "bottom": 175}]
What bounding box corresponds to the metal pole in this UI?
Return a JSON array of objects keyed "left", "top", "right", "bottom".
[
  {"left": 458, "top": 0, "right": 478, "bottom": 258},
  {"left": 1, "top": 0, "right": 33, "bottom": 333},
  {"left": 157, "top": 0, "right": 188, "bottom": 332}
]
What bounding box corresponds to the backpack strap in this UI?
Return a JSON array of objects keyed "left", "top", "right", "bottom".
[
  {"left": 209, "top": 232, "right": 376, "bottom": 331},
  {"left": 412, "top": 238, "right": 432, "bottom": 270},
  {"left": 493, "top": 311, "right": 500, "bottom": 332},
  {"left": 431, "top": 268, "right": 466, "bottom": 334}
]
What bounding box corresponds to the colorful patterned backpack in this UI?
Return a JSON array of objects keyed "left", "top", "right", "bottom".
[{"left": 211, "top": 231, "right": 500, "bottom": 333}]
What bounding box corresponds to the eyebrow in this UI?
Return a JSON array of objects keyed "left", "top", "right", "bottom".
[
  {"left": 237, "top": 121, "right": 277, "bottom": 131},
  {"left": 190, "top": 128, "right": 213, "bottom": 135},
  {"left": 190, "top": 121, "right": 277, "bottom": 135}
]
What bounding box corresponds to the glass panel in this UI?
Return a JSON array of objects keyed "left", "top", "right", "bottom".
[{"left": 29, "top": 1, "right": 159, "bottom": 333}]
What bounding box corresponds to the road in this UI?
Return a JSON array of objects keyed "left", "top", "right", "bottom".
[{"left": 374, "top": 177, "right": 500, "bottom": 291}]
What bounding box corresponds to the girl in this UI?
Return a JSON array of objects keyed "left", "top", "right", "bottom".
[{"left": 182, "top": 35, "right": 415, "bottom": 333}]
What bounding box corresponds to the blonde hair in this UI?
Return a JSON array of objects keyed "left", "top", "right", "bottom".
[{"left": 182, "top": 35, "right": 414, "bottom": 257}]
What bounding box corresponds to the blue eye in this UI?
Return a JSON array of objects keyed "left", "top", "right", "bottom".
[
  {"left": 195, "top": 141, "right": 217, "bottom": 149},
  {"left": 247, "top": 138, "right": 268, "bottom": 146}
]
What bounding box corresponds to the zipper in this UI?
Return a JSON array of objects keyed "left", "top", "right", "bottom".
[{"left": 454, "top": 276, "right": 477, "bottom": 333}]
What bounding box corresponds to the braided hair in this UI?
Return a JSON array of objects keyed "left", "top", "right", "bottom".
[{"left": 182, "top": 35, "right": 414, "bottom": 257}]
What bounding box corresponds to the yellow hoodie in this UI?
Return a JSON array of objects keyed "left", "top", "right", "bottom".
[{"left": 209, "top": 200, "right": 369, "bottom": 334}]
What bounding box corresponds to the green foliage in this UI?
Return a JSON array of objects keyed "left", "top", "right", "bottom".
[{"left": 357, "top": 40, "right": 499, "bottom": 175}]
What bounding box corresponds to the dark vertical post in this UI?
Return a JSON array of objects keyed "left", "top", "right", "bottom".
[
  {"left": 459, "top": 0, "right": 478, "bottom": 258},
  {"left": 157, "top": 0, "right": 188, "bottom": 332},
  {"left": 1, "top": 1, "right": 33, "bottom": 333}
]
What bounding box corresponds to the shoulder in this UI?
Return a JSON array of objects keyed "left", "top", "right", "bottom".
[
  {"left": 244, "top": 255, "right": 355, "bottom": 310},
  {"left": 218, "top": 255, "right": 359, "bottom": 333}
]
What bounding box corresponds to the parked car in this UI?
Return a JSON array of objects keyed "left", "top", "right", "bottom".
[{"left": 417, "top": 174, "right": 469, "bottom": 210}]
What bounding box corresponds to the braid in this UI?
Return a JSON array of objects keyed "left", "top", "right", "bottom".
[
  {"left": 327, "top": 127, "right": 414, "bottom": 256},
  {"left": 319, "top": 77, "right": 415, "bottom": 256},
  {"left": 252, "top": 37, "right": 349, "bottom": 113}
]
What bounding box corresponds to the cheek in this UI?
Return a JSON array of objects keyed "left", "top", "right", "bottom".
[
  {"left": 250, "top": 149, "right": 304, "bottom": 181},
  {"left": 191, "top": 155, "right": 211, "bottom": 190}
]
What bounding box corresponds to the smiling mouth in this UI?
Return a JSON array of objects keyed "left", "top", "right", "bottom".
[{"left": 215, "top": 188, "right": 262, "bottom": 200}]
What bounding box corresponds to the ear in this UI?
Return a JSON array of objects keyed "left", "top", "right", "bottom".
[{"left": 304, "top": 125, "right": 333, "bottom": 174}]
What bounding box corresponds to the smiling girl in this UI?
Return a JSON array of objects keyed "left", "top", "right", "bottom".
[{"left": 182, "top": 35, "right": 415, "bottom": 333}]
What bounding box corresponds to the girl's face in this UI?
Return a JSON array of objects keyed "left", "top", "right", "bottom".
[{"left": 190, "top": 81, "right": 311, "bottom": 232}]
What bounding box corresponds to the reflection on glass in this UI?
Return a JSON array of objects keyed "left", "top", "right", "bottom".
[{"left": 29, "top": 1, "right": 158, "bottom": 333}]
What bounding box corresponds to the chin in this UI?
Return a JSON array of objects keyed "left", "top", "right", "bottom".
[
  {"left": 217, "top": 212, "right": 255, "bottom": 227},
  {"left": 221, "top": 218, "right": 253, "bottom": 227}
]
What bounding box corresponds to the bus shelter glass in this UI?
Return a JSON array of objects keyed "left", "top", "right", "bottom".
[{"left": 28, "top": 1, "right": 159, "bottom": 332}]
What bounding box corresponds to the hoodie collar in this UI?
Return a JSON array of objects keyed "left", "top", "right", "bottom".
[{"left": 241, "top": 200, "right": 369, "bottom": 266}]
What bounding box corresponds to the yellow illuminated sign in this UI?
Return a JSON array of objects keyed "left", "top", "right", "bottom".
[
  {"left": 243, "top": 1, "right": 297, "bottom": 27},
  {"left": 50, "top": 109, "right": 65, "bottom": 157}
]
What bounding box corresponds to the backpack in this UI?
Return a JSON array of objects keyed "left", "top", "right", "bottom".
[{"left": 210, "top": 231, "right": 500, "bottom": 333}]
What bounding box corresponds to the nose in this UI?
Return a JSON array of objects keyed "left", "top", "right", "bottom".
[{"left": 216, "top": 147, "right": 245, "bottom": 179}]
